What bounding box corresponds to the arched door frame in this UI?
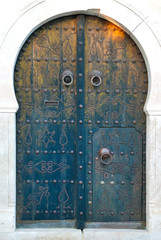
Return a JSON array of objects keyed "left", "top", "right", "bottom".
[{"left": 0, "top": 0, "right": 161, "bottom": 235}]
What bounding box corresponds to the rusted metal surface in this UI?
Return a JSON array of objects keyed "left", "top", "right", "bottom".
[{"left": 15, "top": 15, "right": 147, "bottom": 229}]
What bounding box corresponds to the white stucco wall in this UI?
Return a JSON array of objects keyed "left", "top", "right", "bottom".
[{"left": 0, "top": 0, "right": 161, "bottom": 239}]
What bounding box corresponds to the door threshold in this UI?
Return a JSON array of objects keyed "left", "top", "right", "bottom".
[{"left": 85, "top": 221, "right": 145, "bottom": 229}]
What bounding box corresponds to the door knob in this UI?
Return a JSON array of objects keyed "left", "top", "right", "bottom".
[{"left": 99, "top": 148, "right": 112, "bottom": 165}]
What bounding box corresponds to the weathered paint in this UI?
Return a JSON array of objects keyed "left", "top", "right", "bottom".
[{"left": 15, "top": 15, "right": 147, "bottom": 229}]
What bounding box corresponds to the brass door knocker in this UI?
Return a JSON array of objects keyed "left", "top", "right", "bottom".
[{"left": 99, "top": 148, "right": 112, "bottom": 165}]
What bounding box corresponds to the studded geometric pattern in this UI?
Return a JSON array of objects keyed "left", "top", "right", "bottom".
[{"left": 15, "top": 15, "right": 147, "bottom": 229}]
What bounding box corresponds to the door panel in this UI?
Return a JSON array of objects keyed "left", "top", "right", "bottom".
[
  {"left": 15, "top": 16, "right": 77, "bottom": 227},
  {"left": 15, "top": 15, "right": 147, "bottom": 229},
  {"left": 93, "top": 128, "right": 142, "bottom": 221},
  {"left": 84, "top": 16, "right": 147, "bottom": 226}
]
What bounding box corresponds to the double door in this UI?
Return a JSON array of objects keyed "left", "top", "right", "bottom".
[{"left": 15, "top": 15, "right": 147, "bottom": 229}]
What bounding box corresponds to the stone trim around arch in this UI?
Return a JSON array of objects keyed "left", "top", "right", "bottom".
[{"left": 0, "top": 0, "right": 161, "bottom": 238}]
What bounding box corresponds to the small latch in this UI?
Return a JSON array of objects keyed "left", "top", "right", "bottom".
[{"left": 44, "top": 100, "right": 59, "bottom": 106}]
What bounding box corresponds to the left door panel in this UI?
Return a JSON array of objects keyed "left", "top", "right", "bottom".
[{"left": 15, "top": 16, "right": 77, "bottom": 227}]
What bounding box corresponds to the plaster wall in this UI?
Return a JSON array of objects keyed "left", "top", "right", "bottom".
[{"left": 0, "top": 0, "right": 161, "bottom": 239}]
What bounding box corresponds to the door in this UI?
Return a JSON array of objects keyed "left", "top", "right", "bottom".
[{"left": 15, "top": 15, "right": 147, "bottom": 229}]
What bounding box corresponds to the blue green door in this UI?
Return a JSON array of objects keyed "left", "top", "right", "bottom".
[{"left": 15, "top": 15, "right": 147, "bottom": 229}]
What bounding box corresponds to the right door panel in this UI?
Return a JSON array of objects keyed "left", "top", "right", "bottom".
[
  {"left": 84, "top": 16, "right": 147, "bottom": 226},
  {"left": 93, "top": 128, "right": 142, "bottom": 222}
]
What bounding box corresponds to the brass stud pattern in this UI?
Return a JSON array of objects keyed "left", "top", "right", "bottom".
[{"left": 15, "top": 17, "right": 147, "bottom": 222}]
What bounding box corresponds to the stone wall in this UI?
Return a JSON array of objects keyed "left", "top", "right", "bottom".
[{"left": 0, "top": 0, "right": 161, "bottom": 239}]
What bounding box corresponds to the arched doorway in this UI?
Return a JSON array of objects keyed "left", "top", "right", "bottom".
[{"left": 14, "top": 14, "right": 148, "bottom": 229}]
